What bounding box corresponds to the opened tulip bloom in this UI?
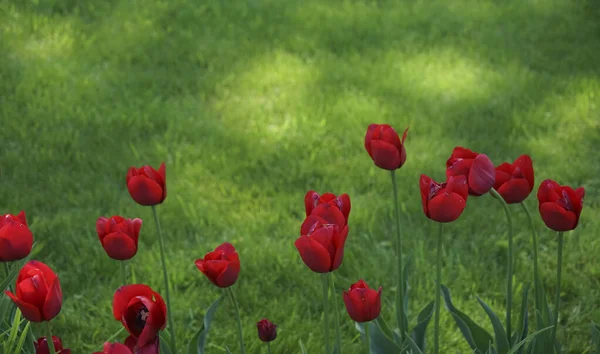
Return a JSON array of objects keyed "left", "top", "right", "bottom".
[
  {"left": 364, "top": 124, "right": 408, "bottom": 170},
  {"left": 4, "top": 260, "right": 62, "bottom": 322},
  {"left": 35, "top": 336, "right": 71, "bottom": 354},
  {"left": 420, "top": 175, "right": 469, "bottom": 223},
  {"left": 112, "top": 284, "right": 167, "bottom": 348},
  {"left": 96, "top": 216, "right": 142, "bottom": 260},
  {"left": 304, "top": 190, "right": 351, "bottom": 224},
  {"left": 126, "top": 163, "right": 167, "bottom": 206},
  {"left": 446, "top": 147, "right": 496, "bottom": 196},
  {"left": 537, "top": 180, "right": 585, "bottom": 231},
  {"left": 93, "top": 336, "right": 160, "bottom": 354},
  {"left": 494, "top": 155, "right": 535, "bottom": 203},
  {"left": 343, "top": 280, "right": 382, "bottom": 323},
  {"left": 295, "top": 217, "right": 348, "bottom": 273},
  {"left": 195, "top": 242, "right": 241, "bottom": 288},
  {"left": 257, "top": 318, "right": 278, "bottom": 342},
  {"left": 0, "top": 210, "right": 33, "bottom": 262}
]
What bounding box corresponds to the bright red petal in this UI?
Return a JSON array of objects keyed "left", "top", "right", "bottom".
[
  {"left": 113, "top": 285, "right": 154, "bottom": 321},
  {"left": 294, "top": 235, "right": 332, "bottom": 273}
]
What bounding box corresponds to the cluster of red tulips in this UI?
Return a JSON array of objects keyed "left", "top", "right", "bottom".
[{"left": 0, "top": 122, "right": 587, "bottom": 354}]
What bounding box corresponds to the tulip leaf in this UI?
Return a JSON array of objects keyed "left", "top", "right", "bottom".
[
  {"left": 410, "top": 300, "right": 434, "bottom": 351},
  {"left": 510, "top": 284, "right": 530, "bottom": 352},
  {"left": 7, "top": 308, "right": 22, "bottom": 351},
  {"left": 506, "top": 326, "right": 552, "bottom": 354},
  {"left": 189, "top": 294, "right": 224, "bottom": 354},
  {"left": 441, "top": 285, "right": 493, "bottom": 353},
  {"left": 591, "top": 322, "right": 600, "bottom": 353},
  {"left": 404, "top": 335, "right": 424, "bottom": 354},
  {"left": 0, "top": 261, "right": 21, "bottom": 293},
  {"left": 160, "top": 332, "right": 174, "bottom": 354},
  {"left": 331, "top": 343, "right": 340, "bottom": 354},
  {"left": 355, "top": 320, "right": 402, "bottom": 354},
  {"left": 225, "top": 345, "right": 233, "bottom": 354},
  {"left": 476, "top": 296, "right": 510, "bottom": 354},
  {"left": 299, "top": 339, "right": 308, "bottom": 354},
  {"left": 14, "top": 320, "right": 30, "bottom": 353}
]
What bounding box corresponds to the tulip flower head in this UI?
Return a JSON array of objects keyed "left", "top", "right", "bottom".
[
  {"left": 0, "top": 210, "right": 33, "bottom": 262},
  {"left": 304, "top": 190, "right": 351, "bottom": 223},
  {"left": 257, "top": 319, "right": 278, "bottom": 342},
  {"left": 126, "top": 163, "right": 167, "bottom": 206},
  {"left": 537, "top": 180, "right": 585, "bottom": 231},
  {"left": 96, "top": 216, "right": 143, "bottom": 260},
  {"left": 343, "top": 280, "right": 382, "bottom": 323},
  {"left": 446, "top": 147, "right": 496, "bottom": 196},
  {"left": 494, "top": 155, "right": 535, "bottom": 204},
  {"left": 364, "top": 124, "right": 409, "bottom": 170},
  {"left": 93, "top": 336, "right": 160, "bottom": 354},
  {"left": 420, "top": 174, "right": 469, "bottom": 223},
  {"left": 5, "top": 261, "right": 62, "bottom": 322},
  {"left": 295, "top": 217, "right": 348, "bottom": 273},
  {"left": 35, "top": 336, "right": 71, "bottom": 354},
  {"left": 195, "top": 242, "right": 241, "bottom": 288}
]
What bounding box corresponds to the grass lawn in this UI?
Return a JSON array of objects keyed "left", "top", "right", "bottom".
[{"left": 1, "top": 0, "right": 599, "bottom": 352}]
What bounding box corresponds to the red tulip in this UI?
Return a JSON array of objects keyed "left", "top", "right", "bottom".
[
  {"left": 304, "top": 190, "right": 351, "bottom": 222},
  {"left": 494, "top": 155, "right": 535, "bottom": 204},
  {"left": 537, "top": 180, "right": 585, "bottom": 231},
  {"left": 364, "top": 124, "right": 409, "bottom": 170},
  {"left": 93, "top": 342, "right": 133, "bottom": 354},
  {"left": 96, "top": 216, "right": 143, "bottom": 260},
  {"left": 195, "top": 243, "right": 241, "bottom": 288},
  {"left": 446, "top": 147, "right": 496, "bottom": 196},
  {"left": 343, "top": 280, "right": 382, "bottom": 323},
  {"left": 420, "top": 175, "right": 469, "bottom": 223},
  {"left": 126, "top": 163, "right": 167, "bottom": 206},
  {"left": 112, "top": 284, "right": 167, "bottom": 348},
  {"left": 294, "top": 217, "right": 348, "bottom": 273},
  {"left": 35, "top": 336, "right": 71, "bottom": 354},
  {"left": 93, "top": 336, "right": 159, "bottom": 354},
  {"left": 0, "top": 211, "right": 33, "bottom": 262},
  {"left": 257, "top": 319, "right": 277, "bottom": 342},
  {"left": 4, "top": 261, "right": 62, "bottom": 322}
]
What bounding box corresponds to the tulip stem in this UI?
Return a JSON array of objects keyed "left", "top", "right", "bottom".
[
  {"left": 3, "top": 263, "right": 13, "bottom": 292},
  {"left": 45, "top": 322, "right": 56, "bottom": 354},
  {"left": 434, "top": 223, "right": 443, "bottom": 354},
  {"left": 390, "top": 170, "right": 406, "bottom": 340},
  {"left": 364, "top": 322, "right": 371, "bottom": 353},
  {"left": 551, "top": 231, "right": 564, "bottom": 346},
  {"left": 151, "top": 206, "right": 177, "bottom": 354},
  {"left": 227, "top": 287, "right": 247, "bottom": 354},
  {"left": 329, "top": 273, "right": 342, "bottom": 353},
  {"left": 267, "top": 342, "right": 272, "bottom": 354},
  {"left": 321, "top": 273, "right": 331, "bottom": 354},
  {"left": 490, "top": 188, "right": 513, "bottom": 342},
  {"left": 521, "top": 203, "right": 542, "bottom": 323}
]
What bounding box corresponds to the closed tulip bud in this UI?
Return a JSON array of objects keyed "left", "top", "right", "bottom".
[
  {"left": 195, "top": 243, "right": 241, "bottom": 288},
  {"left": 494, "top": 155, "right": 535, "bottom": 204},
  {"left": 295, "top": 217, "right": 348, "bottom": 273},
  {"left": 343, "top": 280, "right": 382, "bottom": 323},
  {"left": 420, "top": 175, "right": 469, "bottom": 223},
  {"left": 446, "top": 147, "right": 496, "bottom": 196},
  {"left": 96, "top": 216, "right": 143, "bottom": 260},
  {"left": 364, "top": 124, "right": 408, "bottom": 170},
  {"left": 126, "top": 163, "right": 167, "bottom": 206},
  {"left": 256, "top": 319, "right": 277, "bottom": 342},
  {"left": 0, "top": 211, "right": 33, "bottom": 262},
  {"left": 537, "top": 180, "right": 585, "bottom": 231}
]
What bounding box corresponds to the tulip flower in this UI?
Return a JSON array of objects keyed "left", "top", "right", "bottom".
[
  {"left": 420, "top": 175, "right": 469, "bottom": 223},
  {"left": 195, "top": 242, "right": 241, "bottom": 288},
  {"left": 537, "top": 179, "right": 585, "bottom": 232},
  {"left": 126, "top": 163, "right": 167, "bottom": 206},
  {"left": 93, "top": 336, "right": 159, "bottom": 354},
  {"left": 294, "top": 217, "right": 348, "bottom": 273},
  {"left": 96, "top": 216, "right": 143, "bottom": 260},
  {"left": 112, "top": 284, "right": 167, "bottom": 348},
  {"left": 300, "top": 202, "right": 347, "bottom": 235},
  {"left": 446, "top": 147, "right": 496, "bottom": 196},
  {"left": 364, "top": 124, "right": 408, "bottom": 170},
  {"left": 257, "top": 318, "right": 277, "bottom": 342},
  {"left": 35, "top": 336, "right": 71, "bottom": 354},
  {"left": 304, "top": 190, "right": 351, "bottom": 223},
  {"left": 5, "top": 261, "right": 62, "bottom": 322},
  {"left": 343, "top": 280, "right": 382, "bottom": 323},
  {"left": 494, "top": 155, "right": 535, "bottom": 204},
  {"left": 0, "top": 211, "right": 33, "bottom": 262}
]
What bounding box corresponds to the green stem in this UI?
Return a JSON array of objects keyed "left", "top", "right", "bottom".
[
  {"left": 4, "top": 263, "right": 13, "bottom": 292},
  {"left": 227, "top": 287, "right": 247, "bottom": 354},
  {"left": 45, "top": 323, "right": 56, "bottom": 354},
  {"left": 120, "top": 261, "right": 127, "bottom": 285},
  {"left": 490, "top": 188, "right": 513, "bottom": 341},
  {"left": 267, "top": 342, "right": 272, "bottom": 354},
  {"left": 390, "top": 170, "right": 406, "bottom": 340},
  {"left": 434, "top": 223, "right": 443, "bottom": 354},
  {"left": 151, "top": 206, "right": 177, "bottom": 354},
  {"left": 551, "top": 232, "right": 564, "bottom": 346},
  {"left": 92, "top": 327, "right": 126, "bottom": 351},
  {"left": 329, "top": 273, "right": 342, "bottom": 353},
  {"left": 521, "top": 203, "right": 541, "bottom": 321},
  {"left": 364, "top": 321, "right": 370, "bottom": 353},
  {"left": 321, "top": 273, "right": 331, "bottom": 354}
]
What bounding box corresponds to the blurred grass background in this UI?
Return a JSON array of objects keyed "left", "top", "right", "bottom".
[{"left": 1, "top": 0, "right": 599, "bottom": 352}]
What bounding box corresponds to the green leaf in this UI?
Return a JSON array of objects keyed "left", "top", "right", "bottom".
[
  {"left": 476, "top": 296, "right": 510, "bottom": 354},
  {"left": 511, "top": 284, "right": 530, "bottom": 352},
  {"left": 160, "top": 332, "right": 174, "bottom": 354},
  {"left": 355, "top": 320, "right": 402, "bottom": 354},
  {"left": 441, "top": 285, "right": 493, "bottom": 353},
  {"left": 506, "top": 326, "right": 553, "bottom": 354},
  {"left": 188, "top": 294, "right": 224, "bottom": 354},
  {"left": 331, "top": 343, "right": 340, "bottom": 354},
  {"left": 299, "top": 339, "right": 308, "bottom": 354},
  {"left": 7, "top": 308, "right": 22, "bottom": 352},
  {"left": 14, "top": 320, "right": 30, "bottom": 353},
  {"left": 225, "top": 345, "right": 233, "bottom": 354},
  {"left": 410, "top": 300, "right": 434, "bottom": 351},
  {"left": 592, "top": 322, "right": 600, "bottom": 354},
  {"left": 404, "top": 335, "right": 424, "bottom": 354}
]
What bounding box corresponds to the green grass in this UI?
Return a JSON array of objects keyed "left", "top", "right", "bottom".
[{"left": 1, "top": 0, "right": 599, "bottom": 352}]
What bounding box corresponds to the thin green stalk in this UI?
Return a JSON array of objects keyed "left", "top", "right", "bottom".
[
  {"left": 390, "top": 170, "right": 406, "bottom": 339},
  {"left": 45, "top": 323, "right": 56, "bottom": 354},
  {"left": 321, "top": 273, "right": 331, "bottom": 354},
  {"left": 151, "top": 206, "right": 177, "bottom": 354},
  {"left": 267, "top": 342, "right": 272, "bottom": 354},
  {"left": 434, "top": 223, "right": 443, "bottom": 354},
  {"left": 551, "top": 232, "right": 564, "bottom": 346},
  {"left": 490, "top": 188, "right": 513, "bottom": 340},
  {"left": 227, "top": 287, "right": 247, "bottom": 354},
  {"left": 4, "top": 262, "right": 13, "bottom": 292},
  {"left": 521, "top": 203, "right": 541, "bottom": 319},
  {"left": 329, "top": 273, "right": 342, "bottom": 353},
  {"left": 364, "top": 322, "right": 371, "bottom": 353},
  {"left": 92, "top": 327, "right": 126, "bottom": 352}
]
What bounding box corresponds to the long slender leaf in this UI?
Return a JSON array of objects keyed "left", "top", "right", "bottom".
[
  {"left": 404, "top": 335, "right": 424, "bottom": 354},
  {"left": 476, "top": 296, "right": 510, "bottom": 354},
  {"left": 410, "top": 300, "right": 434, "bottom": 351},
  {"left": 511, "top": 284, "right": 530, "bottom": 353},
  {"left": 14, "top": 320, "right": 30, "bottom": 353},
  {"left": 355, "top": 320, "right": 402, "bottom": 354},
  {"left": 160, "top": 332, "right": 173, "bottom": 354},
  {"left": 506, "top": 326, "right": 553, "bottom": 354},
  {"left": 188, "top": 294, "right": 224, "bottom": 354},
  {"left": 299, "top": 339, "right": 308, "bottom": 354},
  {"left": 225, "top": 346, "right": 233, "bottom": 354},
  {"left": 7, "top": 309, "right": 22, "bottom": 352},
  {"left": 592, "top": 322, "right": 600, "bottom": 354}
]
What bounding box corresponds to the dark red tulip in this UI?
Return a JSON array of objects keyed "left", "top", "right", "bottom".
[
  {"left": 93, "top": 342, "right": 133, "bottom": 354},
  {"left": 123, "top": 335, "right": 160, "bottom": 354},
  {"left": 304, "top": 190, "right": 351, "bottom": 223},
  {"left": 96, "top": 216, "right": 143, "bottom": 260},
  {"left": 494, "top": 155, "right": 535, "bottom": 204},
  {"left": 126, "top": 163, "right": 167, "bottom": 206},
  {"left": 4, "top": 261, "right": 62, "bottom": 322},
  {"left": 294, "top": 217, "right": 348, "bottom": 273},
  {"left": 257, "top": 318, "right": 277, "bottom": 342},
  {"left": 343, "top": 280, "right": 382, "bottom": 323},
  {"left": 446, "top": 147, "right": 496, "bottom": 196},
  {"left": 420, "top": 175, "right": 469, "bottom": 223},
  {"left": 364, "top": 124, "right": 409, "bottom": 170},
  {"left": 537, "top": 180, "right": 585, "bottom": 231},
  {"left": 112, "top": 284, "right": 167, "bottom": 348},
  {"left": 0, "top": 211, "right": 33, "bottom": 262},
  {"left": 195, "top": 243, "right": 241, "bottom": 288},
  {"left": 35, "top": 336, "right": 71, "bottom": 354}
]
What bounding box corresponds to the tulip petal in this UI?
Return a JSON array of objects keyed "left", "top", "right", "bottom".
[
  {"left": 300, "top": 215, "right": 327, "bottom": 236},
  {"left": 0, "top": 222, "right": 33, "bottom": 262},
  {"left": 42, "top": 277, "right": 63, "bottom": 321},
  {"left": 294, "top": 235, "right": 332, "bottom": 273},
  {"left": 336, "top": 194, "right": 351, "bottom": 221},
  {"left": 5, "top": 290, "right": 43, "bottom": 322},
  {"left": 428, "top": 193, "right": 466, "bottom": 223},
  {"left": 369, "top": 140, "right": 402, "bottom": 170},
  {"left": 364, "top": 124, "right": 379, "bottom": 157},
  {"left": 514, "top": 155, "right": 534, "bottom": 189},
  {"left": 539, "top": 202, "right": 577, "bottom": 231},
  {"left": 136, "top": 297, "right": 161, "bottom": 348},
  {"left": 28, "top": 261, "right": 57, "bottom": 286},
  {"left": 16, "top": 211, "right": 27, "bottom": 225},
  {"left": 127, "top": 176, "right": 164, "bottom": 206},
  {"left": 103, "top": 342, "right": 133, "bottom": 354},
  {"left": 497, "top": 179, "right": 531, "bottom": 204},
  {"left": 537, "top": 179, "right": 561, "bottom": 203},
  {"left": 468, "top": 154, "right": 495, "bottom": 195},
  {"left": 343, "top": 291, "right": 363, "bottom": 322},
  {"left": 113, "top": 284, "right": 154, "bottom": 320},
  {"left": 152, "top": 291, "right": 168, "bottom": 330},
  {"left": 310, "top": 203, "right": 346, "bottom": 228},
  {"left": 331, "top": 226, "right": 348, "bottom": 272},
  {"left": 304, "top": 190, "right": 319, "bottom": 217},
  {"left": 96, "top": 217, "right": 109, "bottom": 240},
  {"left": 216, "top": 258, "right": 240, "bottom": 288},
  {"left": 102, "top": 232, "right": 138, "bottom": 260}
]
